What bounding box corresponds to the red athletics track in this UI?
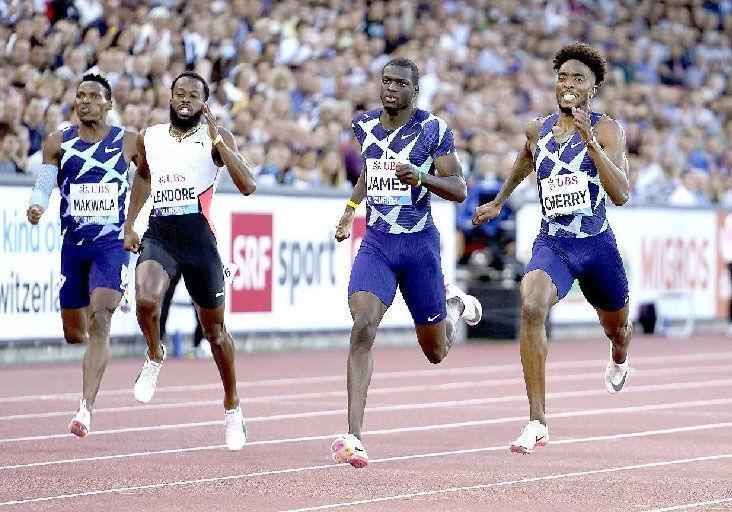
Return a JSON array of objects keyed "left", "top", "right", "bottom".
[{"left": 0, "top": 335, "right": 731, "bottom": 512}]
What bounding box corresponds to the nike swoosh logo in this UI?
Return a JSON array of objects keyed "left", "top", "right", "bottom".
[
  {"left": 401, "top": 131, "right": 419, "bottom": 140},
  {"left": 216, "top": 292, "right": 224, "bottom": 297},
  {"left": 104, "top": 147, "right": 119, "bottom": 153},
  {"left": 536, "top": 434, "right": 547, "bottom": 442},
  {"left": 195, "top": 141, "right": 204, "bottom": 146},
  {"left": 427, "top": 314, "right": 440, "bottom": 322},
  {"left": 611, "top": 372, "right": 627, "bottom": 392}
]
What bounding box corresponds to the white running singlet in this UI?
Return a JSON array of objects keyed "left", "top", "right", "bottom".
[{"left": 144, "top": 123, "right": 221, "bottom": 226}]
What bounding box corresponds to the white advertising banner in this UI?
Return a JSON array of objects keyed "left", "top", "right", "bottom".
[
  {"left": 0, "top": 187, "right": 142, "bottom": 339},
  {"left": 0, "top": 188, "right": 66, "bottom": 336},
  {"left": 213, "top": 194, "right": 455, "bottom": 331},
  {"left": 0, "top": 186, "right": 455, "bottom": 339},
  {"left": 516, "top": 204, "right": 721, "bottom": 323}
]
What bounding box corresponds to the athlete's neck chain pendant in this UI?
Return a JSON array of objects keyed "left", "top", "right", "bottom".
[{"left": 169, "top": 125, "right": 200, "bottom": 142}]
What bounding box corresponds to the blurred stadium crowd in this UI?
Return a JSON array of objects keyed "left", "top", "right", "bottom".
[{"left": 0, "top": 0, "right": 730, "bottom": 261}]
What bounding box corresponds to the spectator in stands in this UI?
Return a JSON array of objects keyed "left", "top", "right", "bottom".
[
  {"left": 0, "top": 0, "right": 729, "bottom": 267},
  {"left": 22, "top": 97, "right": 46, "bottom": 156},
  {"left": 0, "top": 131, "right": 28, "bottom": 174}
]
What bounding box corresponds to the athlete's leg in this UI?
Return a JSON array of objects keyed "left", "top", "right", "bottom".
[
  {"left": 132, "top": 240, "right": 179, "bottom": 405},
  {"left": 196, "top": 305, "right": 239, "bottom": 410},
  {"left": 59, "top": 242, "right": 91, "bottom": 344},
  {"left": 597, "top": 303, "right": 632, "bottom": 363},
  {"left": 510, "top": 236, "right": 574, "bottom": 453},
  {"left": 518, "top": 269, "right": 557, "bottom": 424},
  {"left": 159, "top": 268, "right": 182, "bottom": 341},
  {"left": 576, "top": 228, "right": 632, "bottom": 392},
  {"left": 179, "top": 232, "right": 236, "bottom": 407},
  {"left": 135, "top": 260, "right": 170, "bottom": 362},
  {"left": 347, "top": 291, "right": 388, "bottom": 439},
  {"left": 413, "top": 300, "right": 462, "bottom": 364},
  {"left": 61, "top": 308, "right": 88, "bottom": 344},
  {"left": 344, "top": 230, "right": 398, "bottom": 441},
  {"left": 399, "top": 227, "right": 478, "bottom": 364},
  {"left": 82, "top": 288, "right": 122, "bottom": 408},
  {"left": 81, "top": 242, "right": 127, "bottom": 409}
]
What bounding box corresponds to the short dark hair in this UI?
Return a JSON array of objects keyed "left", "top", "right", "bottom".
[
  {"left": 171, "top": 71, "right": 209, "bottom": 100},
  {"left": 382, "top": 58, "right": 419, "bottom": 86},
  {"left": 80, "top": 73, "right": 112, "bottom": 100},
  {"left": 553, "top": 42, "right": 607, "bottom": 85}
]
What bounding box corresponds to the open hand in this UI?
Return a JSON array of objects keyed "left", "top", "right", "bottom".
[
  {"left": 472, "top": 200, "right": 503, "bottom": 226},
  {"left": 202, "top": 103, "right": 220, "bottom": 142}
]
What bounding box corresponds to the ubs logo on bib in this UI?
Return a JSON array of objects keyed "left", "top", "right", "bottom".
[{"left": 230, "top": 213, "right": 273, "bottom": 312}]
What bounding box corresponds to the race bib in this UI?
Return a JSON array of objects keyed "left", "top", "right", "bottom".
[
  {"left": 366, "top": 159, "right": 411, "bottom": 206},
  {"left": 152, "top": 173, "right": 199, "bottom": 216},
  {"left": 540, "top": 172, "right": 591, "bottom": 217},
  {"left": 69, "top": 183, "right": 119, "bottom": 223}
]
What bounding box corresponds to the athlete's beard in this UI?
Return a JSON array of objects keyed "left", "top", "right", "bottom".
[
  {"left": 559, "top": 104, "right": 573, "bottom": 115},
  {"left": 169, "top": 105, "right": 203, "bottom": 131},
  {"left": 383, "top": 106, "right": 399, "bottom": 116}
]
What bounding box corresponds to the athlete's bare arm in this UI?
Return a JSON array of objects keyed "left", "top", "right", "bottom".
[
  {"left": 123, "top": 130, "right": 151, "bottom": 253},
  {"left": 122, "top": 129, "right": 139, "bottom": 166},
  {"left": 203, "top": 104, "right": 256, "bottom": 196},
  {"left": 395, "top": 150, "right": 467, "bottom": 203},
  {"left": 26, "top": 130, "right": 62, "bottom": 224},
  {"left": 572, "top": 109, "right": 629, "bottom": 206},
  {"left": 473, "top": 118, "right": 541, "bottom": 226},
  {"left": 335, "top": 166, "right": 366, "bottom": 242}
]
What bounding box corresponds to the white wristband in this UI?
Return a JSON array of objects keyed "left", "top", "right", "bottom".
[{"left": 29, "top": 163, "right": 58, "bottom": 209}]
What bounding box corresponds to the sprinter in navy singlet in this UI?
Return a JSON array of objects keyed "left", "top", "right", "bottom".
[
  {"left": 473, "top": 43, "right": 634, "bottom": 455},
  {"left": 27, "top": 74, "right": 138, "bottom": 437},
  {"left": 330, "top": 58, "right": 483, "bottom": 468}
]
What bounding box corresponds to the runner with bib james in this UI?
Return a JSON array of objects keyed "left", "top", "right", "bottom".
[{"left": 330, "top": 58, "right": 483, "bottom": 468}]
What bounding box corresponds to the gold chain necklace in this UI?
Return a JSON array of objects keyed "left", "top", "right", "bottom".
[{"left": 169, "top": 124, "right": 200, "bottom": 142}]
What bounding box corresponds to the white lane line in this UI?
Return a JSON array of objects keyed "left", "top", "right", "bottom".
[
  {"left": 3, "top": 350, "right": 731, "bottom": 403},
  {"left": 645, "top": 497, "right": 732, "bottom": 511},
  {"left": 2, "top": 380, "right": 732, "bottom": 444},
  {"left": 2, "top": 398, "right": 731, "bottom": 471},
  {"left": 5, "top": 363, "right": 730, "bottom": 422},
  {"left": 279, "top": 454, "right": 732, "bottom": 512},
  {"left": 2, "top": 440, "right": 730, "bottom": 507}
]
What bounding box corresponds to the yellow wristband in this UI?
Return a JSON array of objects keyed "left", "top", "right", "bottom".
[
  {"left": 212, "top": 134, "right": 223, "bottom": 146},
  {"left": 346, "top": 200, "right": 360, "bottom": 209}
]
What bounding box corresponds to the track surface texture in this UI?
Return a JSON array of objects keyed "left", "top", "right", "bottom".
[{"left": 1, "top": 335, "right": 731, "bottom": 511}]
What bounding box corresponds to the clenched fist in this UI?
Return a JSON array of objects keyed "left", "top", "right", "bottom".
[
  {"left": 335, "top": 209, "right": 355, "bottom": 242},
  {"left": 27, "top": 204, "right": 44, "bottom": 224},
  {"left": 124, "top": 228, "right": 141, "bottom": 253}
]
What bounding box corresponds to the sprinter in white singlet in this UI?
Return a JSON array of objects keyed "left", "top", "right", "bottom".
[{"left": 123, "top": 72, "right": 256, "bottom": 451}]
